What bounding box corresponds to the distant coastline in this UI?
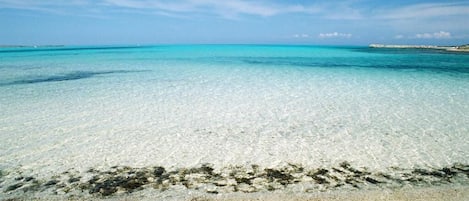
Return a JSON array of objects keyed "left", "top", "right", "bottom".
[
  {"left": 0, "top": 45, "right": 64, "bottom": 48},
  {"left": 1, "top": 44, "right": 469, "bottom": 52},
  {"left": 369, "top": 44, "right": 469, "bottom": 52}
]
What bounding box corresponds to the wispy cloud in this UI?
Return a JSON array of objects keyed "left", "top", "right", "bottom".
[
  {"left": 0, "top": 0, "right": 104, "bottom": 17},
  {"left": 415, "top": 31, "right": 452, "bottom": 39},
  {"left": 395, "top": 31, "right": 453, "bottom": 39},
  {"left": 375, "top": 2, "right": 469, "bottom": 20},
  {"left": 101, "top": 0, "right": 319, "bottom": 18},
  {"left": 318, "top": 32, "right": 352, "bottom": 39},
  {"left": 0, "top": 0, "right": 349, "bottom": 19},
  {"left": 2, "top": 0, "right": 468, "bottom": 20},
  {"left": 1, "top": 0, "right": 468, "bottom": 33},
  {"left": 0, "top": 0, "right": 62, "bottom": 13}
]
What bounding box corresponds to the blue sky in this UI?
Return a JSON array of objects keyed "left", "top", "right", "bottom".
[{"left": 1, "top": 0, "right": 468, "bottom": 45}]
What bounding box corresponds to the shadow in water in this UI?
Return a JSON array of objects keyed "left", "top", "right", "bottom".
[{"left": 0, "top": 70, "right": 149, "bottom": 87}]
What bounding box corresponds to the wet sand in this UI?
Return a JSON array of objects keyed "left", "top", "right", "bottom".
[
  {"left": 191, "top": 186, "right": 469, "bottom": 201},
  {"left": 2, "top": 186, "right": 468, "bottom": 201}
]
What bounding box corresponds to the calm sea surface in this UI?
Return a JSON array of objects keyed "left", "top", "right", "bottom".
[{"left": 0, "top": 45, "right": 468, "bottom": 198}]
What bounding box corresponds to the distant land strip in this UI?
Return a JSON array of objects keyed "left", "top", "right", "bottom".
[
  {"left": 369, "top": 44, "right": 469, "bottom": 52},
  {"left": 0, "top": 45, "right": 65, "bottom": 48}
]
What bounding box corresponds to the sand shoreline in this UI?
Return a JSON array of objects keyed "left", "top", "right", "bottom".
[
  {"left": 369, "top": 44, "right": 469, "bottom": 52},
  {"left": 194, "top": 186, "right": 469, "bottom": 201},
  {"left": 2, "top": 185, "right": 468, "bottom": 201},
  {"left": 1, "top": 162, "right": 468, "bottom": 200}
]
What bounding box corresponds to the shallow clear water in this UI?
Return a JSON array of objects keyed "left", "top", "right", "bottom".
[{"left": 1, "top": 45, "right": 468, "bottom": 177}]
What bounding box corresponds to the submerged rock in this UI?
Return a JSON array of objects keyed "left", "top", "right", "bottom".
[{"left": 5, "top": 183, "right": 23, "bottom": 192}]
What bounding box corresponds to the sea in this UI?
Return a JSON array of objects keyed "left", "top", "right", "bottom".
[{"left": 0, "top": 45, "right": 468, "bottom": 199}]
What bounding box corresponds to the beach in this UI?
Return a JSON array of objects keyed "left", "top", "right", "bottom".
[
  {"left": 3, "top": 185, "right": 469, "bottom": 201},
  {"left": 194, "top": 186, "right": 469, "bottom": 201},
  {"left": 125, "top": 186, "right": 469, "bottom": 201},
  {"left": 1, "top": 45, "right": 468, "bottom": 200}
]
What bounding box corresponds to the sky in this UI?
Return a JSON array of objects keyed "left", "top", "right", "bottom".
[{"left": 0, "top": 0, "right": 469, "bottom": 45}]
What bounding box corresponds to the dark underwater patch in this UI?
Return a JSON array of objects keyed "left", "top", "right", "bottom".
[
  {"left": 0, "top": 70, "right": 148, "bottom": 87},
  {"left": 238, "top": 56, "right": 469, "bottom": 74},
  {"left": 0, "top": 46, "right": 143, "bottom": 54},
  {"left": 2, "top": 163, "right": 468, "bottom": 197}
]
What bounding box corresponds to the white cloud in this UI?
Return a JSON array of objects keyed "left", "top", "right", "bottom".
[
  {"left": 394, "top": 35, "right": 404, "bottom": 39},
  {"left": 415, "top": 31, "right": 452, "bottom": 39},
  {"left": 293, "top": 34, "right": 310, "bottom": 38},
  {"left": 318, "top": 32, "right": 352, "bottom": 39}
]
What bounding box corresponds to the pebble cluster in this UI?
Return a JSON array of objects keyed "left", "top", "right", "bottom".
[{"left": 1, "top": 162, "right": 468, "bottom": 198}]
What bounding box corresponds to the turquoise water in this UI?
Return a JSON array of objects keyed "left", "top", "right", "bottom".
[{"left": 0, "top": 45, "right": 468, "bottom": 197}]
